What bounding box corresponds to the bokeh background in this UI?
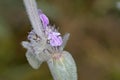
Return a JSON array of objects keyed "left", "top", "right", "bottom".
[{"left": 0, "top": 0, "right": 120, "bottom": 80}]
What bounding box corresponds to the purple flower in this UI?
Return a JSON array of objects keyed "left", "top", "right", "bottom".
[
  {"left": 48, "top": 31, "right": 63, "bottom": 46},
  {"left": 38, "top": 10, "right": 49, "bottom": 28},
  {"left": 38, "top": 9, "right": 63, "bottom": 47}
]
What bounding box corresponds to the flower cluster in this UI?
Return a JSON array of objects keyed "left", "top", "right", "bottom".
[
  {"left": 22, "top": 0, "right": 77, "bottom": 79},
  {"left": 38, "top": 10, "right": 63, "bottom": 47},
  {"left": 22, "top": 9, "right": 65, "bottom": 68}
]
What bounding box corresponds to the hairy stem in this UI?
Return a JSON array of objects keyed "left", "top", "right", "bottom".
[{"left": 23, "top": 0, "right": 44, "bottom": 37}]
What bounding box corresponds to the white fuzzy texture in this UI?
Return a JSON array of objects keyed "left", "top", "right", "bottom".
[
  {"left": 23, "top": 0, "right": 44, "bottom": 37},
  {"left": 47, "top": 51, "right": 77, "bottom": 80}
]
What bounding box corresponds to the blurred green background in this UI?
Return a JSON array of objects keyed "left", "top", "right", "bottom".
[{"left": 0, "top": 0, "right": 120, "bottom": 80}]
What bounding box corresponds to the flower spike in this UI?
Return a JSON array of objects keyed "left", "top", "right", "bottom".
[{"left": 22, "top": 0, "right": 77, "bottom": 80}]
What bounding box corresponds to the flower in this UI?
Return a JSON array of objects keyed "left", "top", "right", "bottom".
[
  {"left": 38, "top": 10, "right": 49, "bottom": 28},
  {"left": 38, "top": 10, "right": 63, "bottom": 47}
]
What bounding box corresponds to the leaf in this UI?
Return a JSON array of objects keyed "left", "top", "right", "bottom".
[
  {"left": 26, "top": 50, "right": 43, "bottom": 69},
  {"left": 47, "top": 51, "right": 77, "bottom": 80},
  {"left": 60, "top": 33, "right": 70, "bottom": 51}
]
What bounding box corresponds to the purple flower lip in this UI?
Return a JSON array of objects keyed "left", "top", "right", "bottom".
[{"left": 38, "top": 10, "right": 49, "bottom": 28}]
